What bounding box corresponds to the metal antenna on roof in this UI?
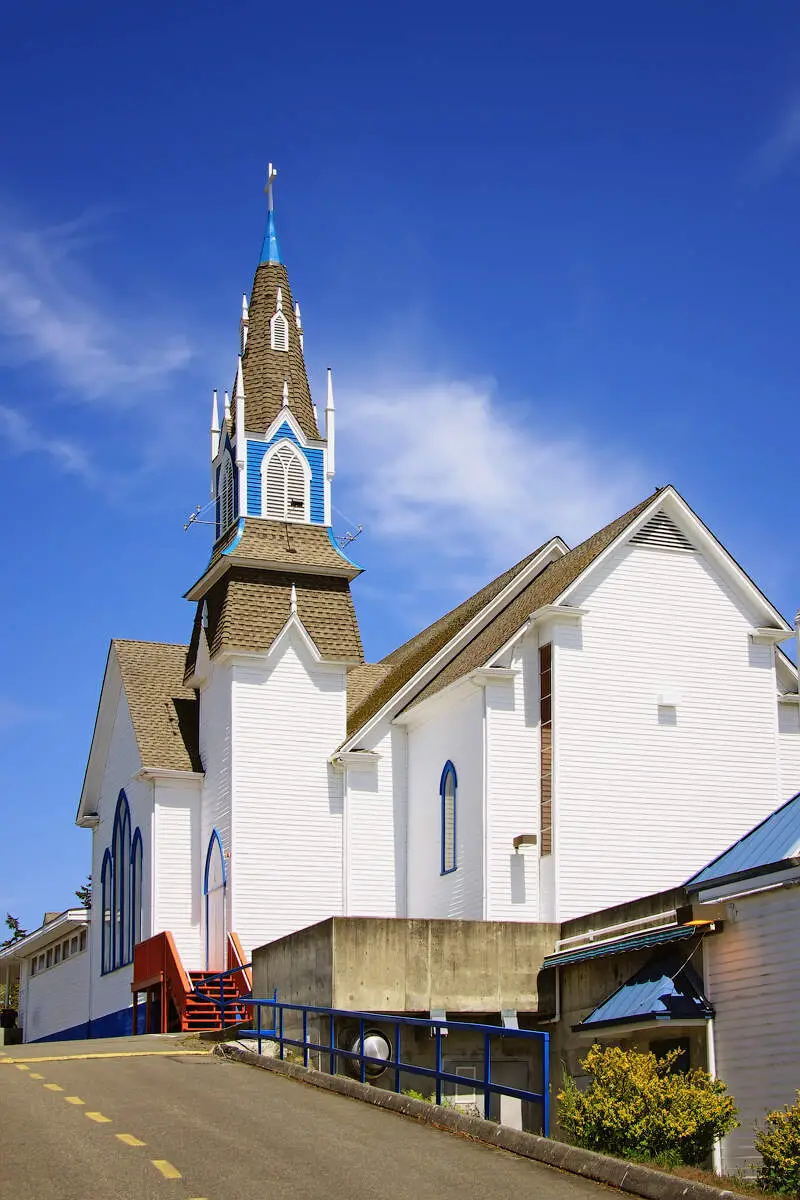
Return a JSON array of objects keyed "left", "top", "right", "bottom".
[
  {"left": 336, "top": 525, "right": 364, "bottom": 550},
  {"left": 183, "top": 498, "right": 217, "bottom": 530}
]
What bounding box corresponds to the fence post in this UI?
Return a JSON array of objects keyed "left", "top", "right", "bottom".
[
  {"left": 303, "top": 1009, "right": 309, "bottom": 1068},
  {"left": 219, "top": 975, "right": 225, "bottom": 1023},
  {"left": 257, "top": 1004, "right": 262, "bottom": 1056},
  {"left": 483, "top": 1032, "right": 492, "bottom": 1120},
  {"left": 359, "top": 1019, "right": 366, "bottom": 1085},
  {"left": 435, "top": 1027, "right": 443, "bottom": 1106},
  {"left": 279, "top": 1005, "right": 284, "bottom": 1060},
  {"left": 394, "top": 1022, "right": 401, "bottom": 1095},
  {"left": 329, "top": 1013, "right": 335, "bottom": 1075},
  {"left": 542, "top": 1031, "right": 550, "bottom": 1137}
]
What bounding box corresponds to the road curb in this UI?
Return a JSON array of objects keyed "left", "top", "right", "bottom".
[{"left": 213, "top": 1043, "right": 749, "bottom": 1200}]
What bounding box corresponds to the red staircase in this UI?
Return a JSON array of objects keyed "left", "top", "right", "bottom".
[
  {"left": 184, "top": 970, "right": 248, "bottom": 1032},
  {"left": 132, "top": 932, "right": 250, "bottom": 1034}
]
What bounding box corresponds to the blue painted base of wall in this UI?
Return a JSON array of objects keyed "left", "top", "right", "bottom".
[{"left": 31, "top": 1005, "right": 144, "bottom": 1043}]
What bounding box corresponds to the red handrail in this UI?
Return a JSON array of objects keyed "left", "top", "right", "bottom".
[{"left": 226, "top": 932, "right": 252, "bottom": 996}]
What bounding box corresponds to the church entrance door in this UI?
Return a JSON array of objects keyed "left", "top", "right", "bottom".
[{"left": 204, "top": 830, "right": 227, "bottom": 973}]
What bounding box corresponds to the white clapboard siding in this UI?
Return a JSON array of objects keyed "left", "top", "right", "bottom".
[
  {"left": 406, "top": 688, "right": 484, "bottom": 919},
  {"left": 89, "top": 688, "right": 150, "bottom": 1026},
  {"left": 230, "top": 632, "right": 347, "bottom": 958},
  {"left": 485, "top": 647, "right": 541, "bottom": 922},
  {"left": 347, "top": 723, "right": 407, "bottom": 917},
  {"left": 199, "top": 661, "right": 234, "bottom": 941},
  {"left": 153, "top": 781, "right": 202, "bottom": 970},
  {"left": 22, "top": 951, "right": 91, "bottom": 1042},
  {"left": 705, "top": 888, "right": 800, "bottom": 1175},
  {"left": 778, "top": 702, "right": 800, "bottom": 802},
  {"left": 555, "top": 541, "right": 782, "bottom": 920}
]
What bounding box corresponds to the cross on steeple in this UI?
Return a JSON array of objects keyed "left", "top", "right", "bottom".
[{"left": 265, "top": 163, "right": 277, "bottom": 212}]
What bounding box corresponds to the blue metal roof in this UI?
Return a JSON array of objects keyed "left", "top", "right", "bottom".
[
  {"left": 575, "top": 956, "right": 713, "bottom": 1031},
  {"left": 687, "top": 790, "right": 800, "bottom": 892},
  {"left": 260, "top": 209, "right": 283, "bottom": 265},
  {"left": 542, "top": 923, "right": 697, "bottom": 970}
]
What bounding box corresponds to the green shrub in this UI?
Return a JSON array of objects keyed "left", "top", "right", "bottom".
[
  {"left": 755, "top": 1093, "right": 800, "bottom": 1195},
  {"left": 558, "top": 1043, "right": 738, "bottom": 1166}
]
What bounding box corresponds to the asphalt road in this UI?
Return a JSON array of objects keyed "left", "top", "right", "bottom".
[{"left": 1, "top": 1035, "right": 616, "bottom": 1200}]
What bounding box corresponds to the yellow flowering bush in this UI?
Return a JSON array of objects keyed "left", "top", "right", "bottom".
[
  {"left": 755, "top": 1093, "right": 800, "bottom": 1194},
  {"left": 558, "top": 1043, "right": 738, "bottom": 1166}
]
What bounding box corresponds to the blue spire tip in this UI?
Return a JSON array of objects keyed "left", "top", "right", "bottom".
[{"left": 260, "top": 209, "right": 283, "bottom": 265}]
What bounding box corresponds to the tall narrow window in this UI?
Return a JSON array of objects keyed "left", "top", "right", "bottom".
[
  {"left": 112, "top": 791, "right": 131, "bottom": 969},
  {"left": 130, "top": 829, "right": 143, "bottom": 951},
  {"left": 539, "top": 644, "right": 553, "bottom": 856},
  {"left": 101, "top": 850, "right": 113, "bottom": 973},
  {"left": 440, "top": 761, "right": 457, "bottom": 874},
  {"left": 263, "top": 442, "right": 308, "bottom": 522},
  {"left": 218, "top": 455, "right": 235, "bottom": 534}
]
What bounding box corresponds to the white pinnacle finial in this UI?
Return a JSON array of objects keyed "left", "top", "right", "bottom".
[
  {"left": 211, "top": 389, "right": 220, "bottom": 462},
  {"left": 276, "top": 286, "right": 283, "bottom": 312},
  {"left": 290, "top": 582, "right": 297, "bottom": 616},
  {"left": 325, "top": 367, "right": 336, "bottom": 480},
  {"left": 326, "top": 367, "right": 335, "bottom": 411},
  {"left": 294, "top": 301, "right": 302, "bottom": 328},
  {"left": 236, "top": 356, "right": 245, "bottom": 399},
  {"left": 282, "top": 379, "right": 289, "bottom": 407},
  {"left": 224, "top": 390, "right": 231, "bottom": 422},
  {"left": 242, "top": 293, "right": 249, "bottom": 320},
  {"left": 265, "top": 162, "right": 278, "bottom": 212}
]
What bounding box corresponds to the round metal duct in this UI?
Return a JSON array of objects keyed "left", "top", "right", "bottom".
[{"left": 340, "top": 1028, "right": 392, "bottom": 1080}]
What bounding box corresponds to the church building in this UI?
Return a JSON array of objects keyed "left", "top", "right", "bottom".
[{"left": 4, "top": 171, "right": 799, "bottom": 1043}]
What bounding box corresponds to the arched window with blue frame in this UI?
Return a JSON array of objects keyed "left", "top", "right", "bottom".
[
  {"left": 111, "top": 790, "right": 132, "bottom": 969},
  {"left": 440, "top": 761, "right": 457, "bottom": 875},
  {"left": 130, "top": 828, "right": 143, "bottom": 951},
  {"left": 100, "top": 849, "right": 114, "bottom": 974}
]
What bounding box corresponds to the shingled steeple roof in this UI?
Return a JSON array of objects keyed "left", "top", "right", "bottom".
[{"left": 230, "top": 182, "right": 320, "bottom": 441}]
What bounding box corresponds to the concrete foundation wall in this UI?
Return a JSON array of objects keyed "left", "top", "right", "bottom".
[{"left": 252, "top": 916, "right": 560, "bottom": 1014}]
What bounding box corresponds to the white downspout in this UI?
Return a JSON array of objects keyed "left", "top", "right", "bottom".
[
  {"left": 481, "top": 686, "right": 489, "bottom": 921},
  {"left": 706, "top": 1017, "right": 723, "bottom": 1175}
]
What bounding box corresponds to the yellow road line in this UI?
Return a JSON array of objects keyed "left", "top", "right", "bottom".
[
  {"left": 29, "top": 1073, "right": 44, "bottom": 1080},
  {"left": 116, "top": 1133, "right": 146, "bottom": 1147},
  {"left": 44, "top": 1083, "right": 63, "bottom": 1091},
  {"left": 64, "top": 1096, "right": 85, "bottom": 1105},
  {"left": 15, "top": 1064, "right": 30, "bottom": 1071},
  {"left": 1, "top": 1049, "right": 211, "bottom": 1064},
  {"left": 85, "top": 1112, "right": 112, "bottom": 1123},
  {"left": 151, "top": 1160, "right": 182, "bottom": 1179}
]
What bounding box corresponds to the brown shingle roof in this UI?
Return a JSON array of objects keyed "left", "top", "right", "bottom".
[
  {"left": 346, "top": 663, "right": 391, "bottom": 719},
  {"left": 346, "top": 489, "right": 664, "bottom": 738},
  {"left": 207, "top": 518, "right": 361, "bottom": 578},
  {"left": 233, "top": 262, "right": 320, "bottom": 441},
  {"left": 113, "top": 640, "right": 201, "bottom": 773},
  {"left": 343, "top": 541, "right": 554, "bottom": 738},
  {"left": 185, "top": 569, "right": 363, "bottom": 678}
]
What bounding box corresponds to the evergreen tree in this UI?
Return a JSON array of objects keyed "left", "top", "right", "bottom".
[
  {"left": 1, "top": 914, "right": 27, "bottom": 949},
  {"left": 75, "top": 876, "right": 92, "bottom": 909}
]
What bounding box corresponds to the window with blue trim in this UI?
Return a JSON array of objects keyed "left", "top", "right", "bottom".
[
  {"left": 101, "top": 850, "right": 113, "bottom": 973},
  {"left": 440, "top": 761, "right": 457, "bottom": 874},
  {"left": 112, "top": 791, "right": 131, "bottom": 969},
  {"left": 130, "top": 830, "right": 143, "bottom": 950}
]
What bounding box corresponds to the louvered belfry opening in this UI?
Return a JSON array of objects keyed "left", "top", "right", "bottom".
[
  {"left": 630, "top": 510, "right": 696, "bottom": 552},
  {"left": 264, "top": 443, "right": 307, "bottom": 522},
  {"left": 270, "top": 308, "right": 289, "bottom": 352}
]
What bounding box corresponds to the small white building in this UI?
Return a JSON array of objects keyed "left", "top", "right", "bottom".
[
  {"left": 686, "top": 790, "right": 800, "bottom": 1175},
  {"left": 4, "top": 171, "right": 799, "bottom": 1043}
]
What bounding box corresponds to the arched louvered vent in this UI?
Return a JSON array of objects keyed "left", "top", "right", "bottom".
[
  {"left": 270, "top": 310, "right": 289, "bottom": 352},
  {"left": 219, "top": 456, "right": 235, "bottom": 533},
  {"left": 263, "top": 442, "right": 308, "bottom": 522},
  {"left": 630, "top": 510, "right": 695, "bottom": 552}
]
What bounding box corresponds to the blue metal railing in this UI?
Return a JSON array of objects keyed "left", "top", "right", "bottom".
[
  {"left": 244, "top": 995, "right": 549, "bottom": 1134},
  {"left": 191, "top": 962, "right": 255, "bottom": 1019}
]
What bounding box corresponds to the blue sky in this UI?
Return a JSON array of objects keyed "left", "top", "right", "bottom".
[{"left": 2, "top": 1, "right": 799, "bottom": 929}]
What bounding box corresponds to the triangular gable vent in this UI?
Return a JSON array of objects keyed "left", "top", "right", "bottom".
[{"left": 630, "top": 511, "right": 695, "bottom": 552}]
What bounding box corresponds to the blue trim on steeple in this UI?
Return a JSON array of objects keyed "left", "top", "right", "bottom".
[
  {"left": 222, "top": 518, "right": 246, "bottom": 555},
  {"left": 327, "top": 527, "right": 362, "bottom": 570},
  {"left": 260, "top": 209, "right": 283, "bottom": 264}
]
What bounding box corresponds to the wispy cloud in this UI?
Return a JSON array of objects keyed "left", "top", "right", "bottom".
[
  {"left": 750, "top": 95, "right": 800, "bottom": 183},
  {"left": 0, "top": 402, "right": 95, "bottom": 482},
  {"left": 337, "top": 372, "right": 646, "bottom": 577},
  {"left": 0, "top": 207, "right": 192, "bottom": 404}
]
